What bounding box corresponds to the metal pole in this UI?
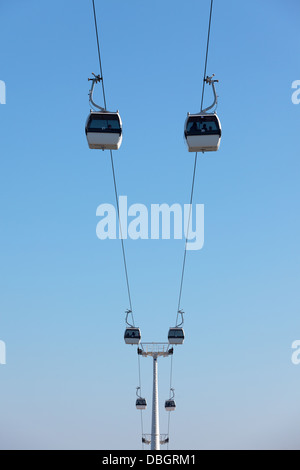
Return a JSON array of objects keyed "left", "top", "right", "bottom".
[{"left": 151, "top": 355, "right": 160, "bottom": 450}]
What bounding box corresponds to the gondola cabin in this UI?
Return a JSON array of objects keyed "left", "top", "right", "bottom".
[
  {"left": 85, "top": 111, "right": 123, "bottom": 150},
  {"left": 168, "top": 327, "right": 184, "bottom": 345},
  {"left": 184, "top": 113, "right": 221, "bottom": 152},
  {"left": 136, "top": 398, "right": 147, "bottom": 410},
  {"left": 124, "top": 327, "right": 141, "bottom": 345},
  {"left": 165, "top": 399, "right": 176, "bottom": 412}
]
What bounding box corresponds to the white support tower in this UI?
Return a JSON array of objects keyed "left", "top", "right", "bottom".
[
  {"left": 138, "top": 343, "right": 173, "bottom": 450},
  {"left": 152, "top": 356, "right": 159, "bottom": 450}
]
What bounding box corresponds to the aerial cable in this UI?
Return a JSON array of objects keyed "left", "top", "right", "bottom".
[
  {"left": 176, "top": 153, "right": 198, "bottom": 314},
  {"left": 92, "top": 0, "right": 107, "bottom": 110},
  {"left": 176, "top": 0, "right": 214, "bottom": 316},
  {"left": 90, "top": 0, "right": 216, "bottom": 450},
  {"left": 167, "top": 412, "right": 171, "bottom": 450},
  {"left": 91, "top": 0, "right": 134, "bottom": 315},
  {"left": 200, "top": 0, "right": 214, "bottom": 112},
  {"left": 91, "top": 0, "right": 144, "bottom": 446},
  {"left": 110, "top": 152, "right": 134, "bottom": 313},
  {"left": 168, "top": 0, "right": 215, "bottom": 446}
]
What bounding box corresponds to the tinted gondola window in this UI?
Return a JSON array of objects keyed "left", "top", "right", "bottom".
[
  {"left": 165, "top": 401, "right": 175, "bottom": 408},
  {"left": 175, "top": 330, "right": 183, "bottom": 338},
  {"left": 88, "top": 115, "right": 121, "bottom": 131},
  {"left": 136, "top": 399, "right": 146, "bottom": 406},
  {"left": 125, "top": 329, "right": 140, "bottom": 338},
  {"left": 169, "top": 329, "right": 184, "bottom": 338},
  {"left": 186, "top": 116, "right": 219, "bottom": 135}
]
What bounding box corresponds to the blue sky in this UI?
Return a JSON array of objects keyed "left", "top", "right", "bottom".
[{"left": 0, "top": 0, "right": 300, "bottom": 450}]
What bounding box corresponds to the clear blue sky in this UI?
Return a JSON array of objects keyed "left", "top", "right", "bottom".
[{"left": 0, "top": 0, "right": 300, "bottom": 450}]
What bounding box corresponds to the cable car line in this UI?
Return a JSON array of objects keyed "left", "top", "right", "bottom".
[
  {"left": 90, "top": 0, "right": 145, "bottom": 447},
  {"left": 165, "top": 387, "right": 176, "bottom": 449},
  {"left": 90, "top": 0, "right": 133, "bottom": 316},
  {"left": 183, "top": 1, "right": 220, "bottom": 154},
  {"left": 110, "top": 154, "right": 134, "bottom": 313},
  {"left": 89, "top": 0, "right": 219, "bottom": 450},
  {"left": 176, "top": 152, "right": 198, "bottom": 316},
  {"left": 91, "top": 0, "right": 107, "bottom": 110},
  {"left": 167, "top": 0, "right": 217, "bottom": 448},
  {"left": 200, "top": 0, "right": 214, "bottom": 112},
  {"left": 176, "top": 0, "right": 216, "bottom": 320}
]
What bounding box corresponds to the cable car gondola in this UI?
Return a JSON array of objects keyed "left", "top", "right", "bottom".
[
  {"left": 85, "top": 111, "right": 122, "bottom": 150},
  {"left": 168, "top": 327, "right": 185, "bottom": 345},
  {"left": 168, "top": 309, "right": 185, "bottom": 345},
  {"left": 136, "top": 387, "right": 147, "bottom": 410},
  {"left": 184, "top": 75, "right": 221, "bottom": 153},
  {"left": 124, "top": 310, "right": 141, "bottom": 345},
  {"left": 165, "top": 389, "right": 176, "bottom": 412},
  {"left": 124, "top": 327, "right": 141, "bottom": 345},
  {"left": 185, "top": 112, "right": 221, "bottom": 152},
  {"left": 136, "top": 397, "right": 147, "bottom": 410},
  {"left": 165, "top": 399, "right": 176, "bottom": 411},
  {"left": 85, "top": 73, "right": 123, "bottom": 150}
]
